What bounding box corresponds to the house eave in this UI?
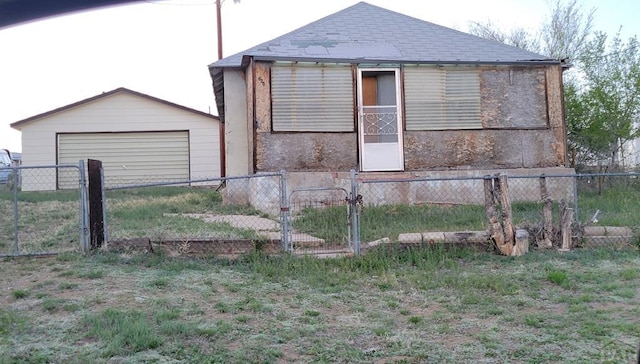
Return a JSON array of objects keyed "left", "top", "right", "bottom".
[
  {"left": 249, "top": 55, "right": 562, "bottom": 66},
  {"left": 207, "top": 56, "right": 563, "bottom": 73}
]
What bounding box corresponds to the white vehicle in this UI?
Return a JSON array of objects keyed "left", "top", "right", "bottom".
[{"left": 0, "top": 149, "right": 13, "bottom": 184}]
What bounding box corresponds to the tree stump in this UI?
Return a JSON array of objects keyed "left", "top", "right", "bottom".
[{"left": 484, "top": 174, "right": 528, "bottom": 256}]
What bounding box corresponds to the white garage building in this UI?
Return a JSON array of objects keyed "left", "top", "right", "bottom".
[{"left": 11, "top": 88, "right": 220, "bottom": 190}]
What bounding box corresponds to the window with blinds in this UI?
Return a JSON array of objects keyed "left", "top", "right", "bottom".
[
  {"left": 404, "top": 66, "right": 481, "bottom": 130},
  {"left": 271, "top": 63, "right": 354, "bottom": 132}
]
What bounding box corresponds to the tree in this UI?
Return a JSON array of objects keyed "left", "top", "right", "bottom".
[
  {"left": 566, "top": 32, "right": 640, "bottom": 169},
  {"left": 467, "top": 0, "right": 594, "bottom": 61},
  {"left": 468, "top": 0, "right": 640, "bottom": 171},
  {"left": 468, "top": 19, "right": 541, "bottom": 53},
  {"left": 540, "top": 0, "right": 594, "bottom": 61}
]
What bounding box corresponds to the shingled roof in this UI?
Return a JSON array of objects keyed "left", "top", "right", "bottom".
[{"left": 209, "top": 1, "right": 555, "bottom": 70}]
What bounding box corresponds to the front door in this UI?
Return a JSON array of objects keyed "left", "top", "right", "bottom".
[{"left": 358, "top": 68, "right": 404, "bottom": 171}]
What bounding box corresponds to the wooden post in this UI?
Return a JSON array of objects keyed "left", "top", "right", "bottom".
[
  {"left": 88, "top": 159, "right": 105, "bottom": 250},
  {"left": 539, "top": 176, "right": 554, "bottom": 248},
  {"left": 484, "top": 176, "right": 506, "bottom": 253},
  {"left": 484, "top": 174, "right": 528, "bottom": 256},
  {"left": 560, "top": 206, "right": 573, "bottom": 252},
  {"left": 497, "top": 174, "right": 515, "bottom": 249}
]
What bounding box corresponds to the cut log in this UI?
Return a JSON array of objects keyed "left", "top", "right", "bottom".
[
  {"left": 483, "top": 174, "right": 528, "bottom": 256},
  {"left": 538, "top": 176, "right": 554, "bottom": 248},
  {"left": 498, "top": 174, "right": 515, "bottom": 249},
  {"left": 484, "top": 177, "right": 506, "bottom": 253},
  {"left": 560, "top": 207, "right": 574, "bottom": 251},
  {"left": 513, "top": 229, "right": 530, "bottom": 256}
]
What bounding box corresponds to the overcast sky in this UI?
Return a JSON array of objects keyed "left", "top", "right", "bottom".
[{"left": 1, "top": 0, "right": 638, "bottom": 153}]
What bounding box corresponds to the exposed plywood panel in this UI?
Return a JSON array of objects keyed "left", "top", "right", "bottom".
[
  {"left": 403, "top": 129, "right": 561, "bottom": 171},
  {"left": 546, "top": 65, "right": 567, "bottom": 165},
  {"left": 254, "top": 62, "right": 271, "bottom": 133},
  {"left": 224, "top": 70, "right": 250, "bottom": 177},
  {"left": 255, "top": 132, "right": 357, "bottom": 172},
  {"left": 480, "top": 67, "right": 548, "bottom": 128}
]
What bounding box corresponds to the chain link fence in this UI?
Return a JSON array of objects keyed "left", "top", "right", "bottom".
[
  {"left": 358, "top": 172, "right": 639, "bottom": 252},
  {"left": 8, "top": 161, "right": 635, "bottom": 258},
  {"left": 102, "top": 173, "right": 285, "bottom": 257},
  {"left": 0, "top": 163, "right": 88, "bottom": 257}
]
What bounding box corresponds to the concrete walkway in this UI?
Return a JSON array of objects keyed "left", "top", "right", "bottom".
[{"left": 173, "top": 213, "right": 324, "bottom": 244}]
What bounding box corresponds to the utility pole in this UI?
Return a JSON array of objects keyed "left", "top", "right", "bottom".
[
  {"left": 216, "top": 0, "right": 240, "bottom": 60},
  {"left": 216, "top": 0, "right": 223, "bottom": 59}
]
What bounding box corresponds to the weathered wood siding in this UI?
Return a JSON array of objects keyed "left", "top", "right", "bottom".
[
  {"left": 480, "top": 67, "right": 548, "bottom": 128},
  {"left": 252, "top": 62, "right": 567, "bottom": 172},
  {"left": 253, "top": 61, "right": 358, "bottom": 171},
  {"left": 256, "top": 133, "right": 357, "bottom": 171},
  {"left": 404, "top": 65, "right": 566, "bottom": 171}
]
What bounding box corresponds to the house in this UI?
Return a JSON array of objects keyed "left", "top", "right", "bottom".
[
  {"left": 11, "top": 87, "right": 220, "bottom": 191},
  {"left": 623, "top": 121, "right": 640, "bottom": 169},
  {"left": 208, "top": 2, "right": 573, "bottom": 208}
]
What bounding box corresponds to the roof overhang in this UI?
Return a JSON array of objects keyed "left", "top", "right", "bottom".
[{"left": 249, "top": 55, "right": 563, "bottom": 66}]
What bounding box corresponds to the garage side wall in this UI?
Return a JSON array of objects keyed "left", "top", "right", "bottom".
[{"left": 19, "top": 92, "right": 219, "bottom": 190}]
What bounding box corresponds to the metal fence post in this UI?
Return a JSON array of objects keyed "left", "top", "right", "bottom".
[
  {"left": 12, "top": 166, "right": 19, "bottom": 254},
  {"left": 78, "top": 160, "right": 90, "bottom": 253},
  {"left": 280, "top": 170, "right": 290, "bottom": 252},
  {"left": 350, "top": 169, "right": 360, "bottom": 256}
]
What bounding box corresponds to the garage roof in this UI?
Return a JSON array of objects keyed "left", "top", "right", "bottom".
[{"left": 10, "top": 87, "right": 218, "bottom": 130}]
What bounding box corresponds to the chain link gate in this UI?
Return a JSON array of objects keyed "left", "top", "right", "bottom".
[
  {"left": 0, "top": 162, "right": 89, "bottom": 257},
  {"left": 285, "top": 187, "right": 351, "bottom": 255},
  {"left": 282, "top": 170, "right": 361, "bottom": 256}
]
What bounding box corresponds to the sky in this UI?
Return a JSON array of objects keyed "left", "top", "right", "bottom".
[{"left": 1, "top": 0, "right": 638, "bottom": 153}]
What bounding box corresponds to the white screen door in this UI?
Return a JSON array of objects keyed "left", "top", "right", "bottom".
[{"left": 358, "top": 68, "right": 404, "bottom": 171}]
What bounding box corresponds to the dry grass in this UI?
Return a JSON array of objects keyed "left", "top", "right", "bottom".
[{"left": 1, "top": 245, "right": 639, "bottom": 363}]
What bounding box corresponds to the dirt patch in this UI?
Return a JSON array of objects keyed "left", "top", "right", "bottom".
[{"left": 108, "top": 238, "right": 281, "bottom": 258}]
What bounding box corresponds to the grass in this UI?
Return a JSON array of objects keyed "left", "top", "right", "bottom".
[
  {"left": 0, "top": 186, "right": 275, "bottom": 255},
  {"left": 105, "top": 187, "right": 269, "bottom": 242},
  {"left": 1, "top": 246, "right": 639, "bottom": 362},
  {"left": 292, "top": 184, "right": 640, "bottom": 244},
  {"left": 578, "top": 182, "right": 640, "bottom": 226}
]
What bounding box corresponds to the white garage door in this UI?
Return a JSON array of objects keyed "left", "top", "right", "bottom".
[{"left": 58, "top": 131, "right": 189, "bottom": 188}]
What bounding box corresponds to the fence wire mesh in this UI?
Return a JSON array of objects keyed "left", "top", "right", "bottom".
[
  {"left": 286, "top": 187, "right": 353, "bottom": 256},
  {"left": 103, "top": 173, "right": 284, "bottom": 257},
  {"left": 0, "top": 165, "right": 86, "bottom": 256},
  {"left": 75, "top": 167, "right": 640, "bottom": 257},
  {"left": 574, "top": 173, "right": 640, "bottom": 247},
  {"left": 358, "top": 172, "right": 639, "bottom": 251}
]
